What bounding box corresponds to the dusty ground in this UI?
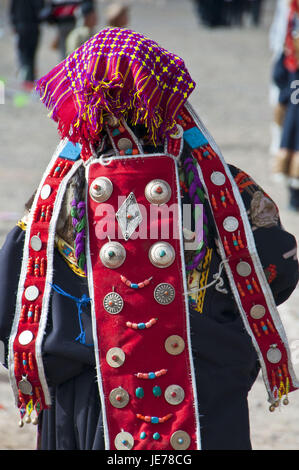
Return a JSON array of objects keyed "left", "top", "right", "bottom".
[{"left": 0, "top": 0, "right": 299, "bottom": 450}]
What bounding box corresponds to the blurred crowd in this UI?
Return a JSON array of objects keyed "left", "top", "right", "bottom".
[{"left": 193, "top": 0, "right": 264, "bottom": 27}]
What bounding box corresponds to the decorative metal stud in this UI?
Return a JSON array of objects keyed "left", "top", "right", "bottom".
[
  {"left": 267, "top": 345, "right": 282, "bottom": 364},
  {"left": 165, "top": 335, "right": 185, "bottom": 355},
  {"left": 99, "top": 241, "right": 126, "bottom": 269},
  {"left": 103, "top": 291, "right": 124, "bottom": 314},
  {"left": 223, "top": 216, "right": 239, "bottom": 232},
  {"left": 40, "top": 184, "right": 52, "bottom": 200},
  {"left": 30, "top": 235, "right": 42, "bottom": 252},
  {"left": 24, "top": 285, "right": 39, "bottom": 301},
  {"left": 89, "top": 177, "right": 113, "bottom": 203},
  {"left": 236, "top": 261, "right": 252, "bottom": 277},
  {"left": 145, "top": 179, "right": 172, "bottom": 205},
  {"left": 18, "top": 376, "right": 33, "bottom": 395},
  {"left": 149, "top": 242, "right": 175, "bottom": 268},
  {"left": 118, "top": 138, "right": 133, "bottom": 151},
  {"left": 109, "top": 387, "right": 130, "bottom": 408},
  {"left": 114, "top": 431, "right": 134, "bottom": 450},
  {"left": 250, "top": 304, "right": 266, "bottom": 320},
  {"left": 106, "top": 347, "right": 125, "bottom": 368},
  {"left": 170, "top": 430, "right": 191, "bottom": 450},
  {"left": 154, "top": 283, "right": 175, "bottom": 305},
  {"left": 116, "top": 192, "right": 142, "bottom": 241},
  {"left": 18, "top": 330, "right": 34, "bottom": 346},
  {"left": 210, "top": 171, "right": 226, "bottom": 186},
  {"left": 164, "top": 385, "right": 185, "bottom": 405}
]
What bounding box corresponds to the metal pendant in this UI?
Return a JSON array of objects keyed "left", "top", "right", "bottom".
[
  {"left": 99, "top": 241, "right": 126, "bottom": 269},
  {"left": 267, "top": 345, "right": 282, "bottom": 364},
  {"left": 89, "top": 177, "right": 113, "bottom": 203},
  {"left": 149, "top": 242, "right": 175, "bottom": 268},
  {"left": 116, "top": 192, "right": 142, "bottom": 241},
  {"left": 103, "top": 291, "right": 124, "bottom": 314},
  {"left": 145, "top": 179, "right": 172, "bottom": 205},
  {"left": 154, "top": 283, "right": 175, "bottom": 305},
  {"left": 18, "top": 376, "right": 33, "bottom": 395}
]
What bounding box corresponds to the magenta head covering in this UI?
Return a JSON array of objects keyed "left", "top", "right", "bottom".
[{"left": 36, "top": 27, "right": 196, "bottom": 154}]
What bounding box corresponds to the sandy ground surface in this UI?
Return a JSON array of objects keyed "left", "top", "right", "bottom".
[{"left": 0, "top": 0, "right": 299, "bottom": 451}]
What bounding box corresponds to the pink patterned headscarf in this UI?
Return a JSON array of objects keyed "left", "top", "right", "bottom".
[{"left": 36, "top": 28, "right": 196, "bottom": 155}]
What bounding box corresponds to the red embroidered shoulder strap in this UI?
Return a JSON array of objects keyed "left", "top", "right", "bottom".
[{"left": 181, "top": 102, "right": 299, "bottom": 409}]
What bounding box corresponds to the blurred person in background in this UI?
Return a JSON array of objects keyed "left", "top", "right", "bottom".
[
  {"left": 9, "top": 0, "right": 44, "bottom": 89},
  {"left": 40, "top": 0, "right": 97, "bottom": 59},
  {"left": 106, "top": 2, "right": 129, "bottom": 28},
  {"left": 272, "top": 0, "right": 299, "bottom": 212}
]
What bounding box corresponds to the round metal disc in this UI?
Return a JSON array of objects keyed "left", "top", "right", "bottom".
[
  {"left": 165, "top": 335, "right": 185, "bottom": 355},
  {"left": 149, "top": 242, "right": 175, "bottom": 268},
  {"left": 250, "top": 304, "right": 266, "bottom": 320},
  {"left": 90, "top": 177, "right": 113, "bottom": 203},
  {"left": 106, "top": 347, "right": 125, "bottom": 368},
  {"left": 170, "top": 431, "right": 191, "bottom": 450},
  {"left": 24, "top": 285, "right": 39, "bottom": 301},
  {"left": 18, "top": 330, "right": 34, "bottom": 346},
  {"left": 223, "top": 216, "right": 239, "bottom": 232},
  {"left": 40, "top": 184, "right": 52, "bottom": 200},
  {"left": 100, "top": 241, "right": 126, "bottom": 269},
  {"left": 154, "top": 283, "right": 175, "bottom": 305},
  {"left": 145, "top": 179, "right": 172, "bottom": 205},
  {"left": 114, "top": 431, "right": 134, "bottom": 450},
  {"left": 103, "top": 292, "right": 124, "bottom": 314},
  {"left": 236, "top": 261, "right": 252, "bottom": 277},
  {"left": 109, "top": 387, "right": 130, "bottom": 408},
  {"left": 117, "top": 138, "right": 133, "bottom": 151},
  {"left": 164, "top": 385, "right": 185, "bottom": 405},
  {"left": 18, "top": 377, "right": 33, "bottom": 395},
  {"left": 267, "top": 346, "right": 282, "bottom": 364},
  {"left": 210, "top": 171, "right": 226, "bottom": 186},
  {"left": 30, "top": 235, "right": 42, "bottom": 252}
]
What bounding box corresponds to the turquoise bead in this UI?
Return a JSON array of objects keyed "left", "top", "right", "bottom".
[
  {"left": 151, "top": 417, "right": 159, "bottom": 424},
  {"left": 148, "top": 372, "right": 156, "bottom": 379},
  {"left": 112, "top": 129, "right": 120, "bottom": 136},
  {"left": 135, "top": 387, "right": 144, "bottom": 399},
  {"left": 153, "top": 385, "right": 162, "bottom": 397},
  {"left": 140, "top": 432, "right": 147, "bottom": 440},
  {"left": 159, "top": 250, "right": 166, "bottom": 257},
  {"left": 138, "top": 323, "right": 146, "bottom": 329},
  {"left": 153, "top": 432, "right": 160, "bottom": 440},
  {"left": 131, "top": 283, "right": 139, "bottom": 289}
]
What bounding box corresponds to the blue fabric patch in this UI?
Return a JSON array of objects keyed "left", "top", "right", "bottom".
[
  {"left": 183, "top": 127, "right": 208, "bottom": 149},
  {"left": 59, "top": 141, "right": 82, "bottom": 160}
]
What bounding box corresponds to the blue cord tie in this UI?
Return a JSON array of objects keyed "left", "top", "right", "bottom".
[{"left": 50, "top": 283, "right": 93, "bottom": 347}]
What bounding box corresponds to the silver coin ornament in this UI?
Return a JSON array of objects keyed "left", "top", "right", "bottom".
[
  {"left": 170, "top": 431, "right": 191, "bottom": 450},
  {"left": 106, "top": 347, "right": 126, "bottom": 368},
  {"left": 18, "top": 377, "right": 33, "bottom": 395},
  {"left": 267, "top": 345, "right": 282, "bottom": 364},
  {"left": 114, "top": 431, "right": 134, "bottom": 450},
  {"left": 40, "top": 184, "right": 52, "bottom": 200},
  {"left": 145, "top": 179, "right": 172, "bottom": 205},
  {"left": 165, "top": 335, "right": 185, "bottom": 355},
  {"left": 118, "top": 137, "right": 133, "bottom": 151},
  {"left": 236, "top": 261, "right": 252, "bottom": 277},
  {"left": 109, "top": 387, "right": 130, "bottom": 408},
  {"left": 223, "top": 216, "right": 239, "bottom": 232},
  {"left": 149, "top": 242, "right": 175, "bottom": 268},
  {"left": 103, "top": 291, "right": 124, "bottom": 314},
  {"left": 164, "top": 385, "right": 185, "bottom": 405},
  {"left": 154, "top": 283, "right": 176, "bottom": 305},
  {"left": 30, "top": 235, "right": 42, "bottom": 252},
  {"left": 210, "top": 171, "right": 226, "bottom": 186},
  {"left": 24, "top": 285, "right": 39, "bottom": 301},
  {"left": 90, "top": 177, "right": 113, "bottom": 203},
  {"left": 18, "top": 330, "right": 34, "bottom": 346},
  {"left": 116, "top": 192, "right": 143, "bottom": 241},
  {"left": 250, "top": 304, "right": 266, "bottom": 320},
  {"left": 100, "top": 241, "right": 126, "bottom": 269}
]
